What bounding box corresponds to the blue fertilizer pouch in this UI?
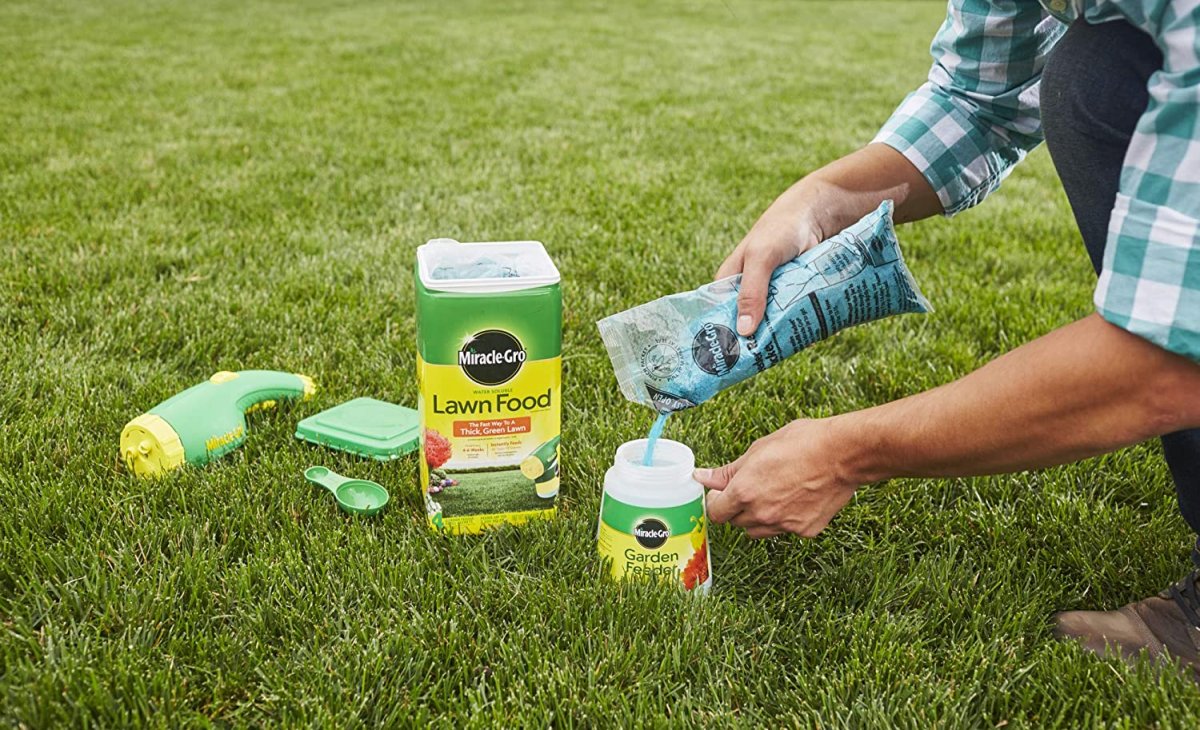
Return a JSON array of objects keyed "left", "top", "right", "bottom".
[{"left": 597, "top": 201, "right": 931, "bottom": 413}]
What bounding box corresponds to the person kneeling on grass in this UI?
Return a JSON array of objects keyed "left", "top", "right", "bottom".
[{"left": 698, "top": 0, "right": 1200, "bottom": 675}]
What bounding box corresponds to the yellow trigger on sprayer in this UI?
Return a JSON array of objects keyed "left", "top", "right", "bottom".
[{"left": 120, "top": 370, "right": 315, "bottom": 477}]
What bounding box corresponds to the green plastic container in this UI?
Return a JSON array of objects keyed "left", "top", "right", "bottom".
[
  {"left": 416, "top": 239, "right": 562, "bottom": 534},
  {"left": 294, "top": 398, "right": 419, "bottom": 460}
]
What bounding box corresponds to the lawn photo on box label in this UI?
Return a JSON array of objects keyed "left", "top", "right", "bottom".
[{"left": 433, "top": 467, "right": 549, "bottom": 516}]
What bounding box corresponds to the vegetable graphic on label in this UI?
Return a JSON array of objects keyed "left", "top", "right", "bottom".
[{"left": 690, "top": 515, "right": 706, "bottom": 550}]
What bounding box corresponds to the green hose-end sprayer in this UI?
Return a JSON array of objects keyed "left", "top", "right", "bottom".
[
  {"left": 121, "top": 370, "right": 316, "bottom": 478},
  {"left": 520, "top": 435, "right": 561, "bottom": 498},
  {"left": 520, "top": 435, "right": 561, "bottom": 480}
]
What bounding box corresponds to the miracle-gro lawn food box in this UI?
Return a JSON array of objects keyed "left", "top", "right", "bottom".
[{"left": 415, "top": 240, "right": 562, "bottom": 534}]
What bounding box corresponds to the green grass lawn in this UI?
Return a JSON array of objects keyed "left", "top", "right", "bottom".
[
  {"left": 3, "top": 0, "right": 1200, "bottom": 725},
  {"left": 435, "top": 469, "right": 550, "bottom": 516}
]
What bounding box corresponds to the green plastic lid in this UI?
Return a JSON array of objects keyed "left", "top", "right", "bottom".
[{"left": 295, "top": 398, "right": 419, "bottom": 460}]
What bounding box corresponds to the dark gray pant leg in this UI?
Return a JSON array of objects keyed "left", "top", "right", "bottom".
[{"left": 1040, "top": 19, "right": 1200, "bottom": 537}]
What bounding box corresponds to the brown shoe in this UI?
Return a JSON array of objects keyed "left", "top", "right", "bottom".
[{"left": 1053, "top": 571, "right": 1200, "bottom": 678}]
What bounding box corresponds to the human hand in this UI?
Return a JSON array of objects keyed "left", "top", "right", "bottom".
[
  {"left": 720, "top": 144, "right": 943, "bottom": 337},
  {"left": 695, "top": 418, "right": 861, "bottom": 539},
  {"left": 717, "top": 181, "right": 828, "bottom": 337}
]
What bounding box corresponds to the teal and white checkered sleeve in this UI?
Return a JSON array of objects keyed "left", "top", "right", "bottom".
[
  {"left": 1094, "top": 0, "right": 1200, "bottom": 362},
  {"left": 872, "top": 0, "right": 1065, "bottom": 215}
]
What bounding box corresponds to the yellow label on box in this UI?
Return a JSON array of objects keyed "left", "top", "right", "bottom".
[{"left": 419, "top": 353, "right": 561, "bottom": 533}]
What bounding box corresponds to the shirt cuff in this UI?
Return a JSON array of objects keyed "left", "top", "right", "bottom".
[
  {"left": 872, "top": 83, "right": 1028, "bottom": 217},
  {"left": 1094, "top": 194, "right": 1200, "bottom": 363}
]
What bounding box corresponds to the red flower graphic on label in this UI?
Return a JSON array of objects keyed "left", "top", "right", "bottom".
[
  {"left": 425, "top": 428, "right": 451, "bottom": 469},
  {"left": 681, "top": 541, "right": 709, "bottom": 590}
]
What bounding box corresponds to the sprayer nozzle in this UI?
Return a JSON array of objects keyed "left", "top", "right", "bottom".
[{"left": 120, "top": 414, "right": 185, "bottom": 478}]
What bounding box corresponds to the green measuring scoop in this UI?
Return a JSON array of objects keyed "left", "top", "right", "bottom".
[{"left": 304, "top": 466, "right": 390, "bottom": 516}]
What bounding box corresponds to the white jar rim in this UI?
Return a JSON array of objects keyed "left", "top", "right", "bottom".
[{"left": 612, "top": 438, "right": 695, "bottom": 485}]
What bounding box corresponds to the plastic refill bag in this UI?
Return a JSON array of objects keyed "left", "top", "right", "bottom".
[{"left": 597, "top": 201, "right": 931, "bottom": 413}]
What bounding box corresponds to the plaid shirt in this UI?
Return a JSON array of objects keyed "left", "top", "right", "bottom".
[{"left": 873, "top": 0, "right": 1200, "bottom": 362}]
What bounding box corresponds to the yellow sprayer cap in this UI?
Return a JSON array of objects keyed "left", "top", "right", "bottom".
[{"left": 120, "top": 414, "right": 185, "bottom": 478}]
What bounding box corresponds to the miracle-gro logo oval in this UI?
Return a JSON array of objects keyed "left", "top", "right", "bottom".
[
  {"left": 691, "top": 322, "right": 740, "bottom": 377},
  {"left": 634, "top": 518, "right": 670, "bottom": 549},
  {"left": 459, "top": 329, "right": 526, "bottom": 385}
]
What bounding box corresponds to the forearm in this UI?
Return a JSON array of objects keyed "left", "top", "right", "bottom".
[
  {"left": 791, "top": 143, "right": 944, "bottom": 237},
  {"left": 840, "top": 314, "right": 1200, "bottom": 483}
]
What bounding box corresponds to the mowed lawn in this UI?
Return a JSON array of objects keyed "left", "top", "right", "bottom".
[
  {"left": 3, "top": 0, "right": 1199, "bottom": 725},
  {"left": 435, "top": 469, "right": 550, "bottom": 516}
]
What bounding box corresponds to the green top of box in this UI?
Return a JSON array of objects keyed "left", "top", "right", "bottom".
[{"left": 295, "top": 398, "right": 419, "bottom": 460}]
